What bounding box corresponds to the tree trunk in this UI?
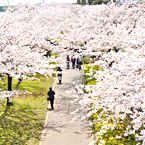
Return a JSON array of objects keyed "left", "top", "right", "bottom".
[{"left": 7, "top": 75, "right": 12, "bottom": 104}]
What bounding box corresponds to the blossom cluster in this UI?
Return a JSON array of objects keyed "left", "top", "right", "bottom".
[
  {"left": 73, "top": 48, "right": 145, "bottom": 143},
  {"left": 73, "top": 44, "right": 145, "bottom": 142},
  {"left": 0, "top": 90, "right": 32, "bottom": 100}
]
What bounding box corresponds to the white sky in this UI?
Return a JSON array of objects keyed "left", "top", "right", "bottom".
[{"left": 0, "top": 0, "right": 77, "bottom": 6}]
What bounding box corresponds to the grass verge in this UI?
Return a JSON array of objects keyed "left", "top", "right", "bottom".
[{"left": 0, "top": 74, "right": 54, "bottom": 145}]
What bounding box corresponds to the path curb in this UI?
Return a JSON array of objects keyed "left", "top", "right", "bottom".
[{"left": 39, "top": 76, "right": 57, "bottom": 145}]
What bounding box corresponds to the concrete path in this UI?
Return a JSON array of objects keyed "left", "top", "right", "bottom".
[{"left": 40, "top": 53, "right": 93, "bottom": 145}]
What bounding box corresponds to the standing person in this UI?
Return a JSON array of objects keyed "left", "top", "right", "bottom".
[
  {"left": 57, "top": 66, "right": 62, "bottom": 84},
  {"left": 71, "top": 55, "right": 76, "bottom": 69},
  {"left": 47, "top": 87, "right": 55, "bottom": 109},
  {"left": 80, "top": 55, "right": 83, "bottom": 69},
  {"left": 77, "top": 56, "right": 81, "bottom": 70},
  {"left": 66, "top": 55, "right": 70, "bottom": 69},
  {"left": 80, "top": 55, "right": 83, "bottom": 63}
]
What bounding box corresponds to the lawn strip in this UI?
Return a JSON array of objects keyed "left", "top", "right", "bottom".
[{"left": 0, "top": 74, "right": 54, "bottom": 145}]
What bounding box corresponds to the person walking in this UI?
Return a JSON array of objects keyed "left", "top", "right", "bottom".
[
  {"left": 57, "top": 66, "right": 62, "bottom": 84},
  {"left": 66, "top": 55, "right": 70, "bottom": 69},
  {"left": 71, "top": 55, "right": 76, "bottom": 69},
  {"left": 47, "top": 87, "right": 55, "bottom": 109},
  {"left": 77, "top": 56, "right": 81, "bottom": 70}
]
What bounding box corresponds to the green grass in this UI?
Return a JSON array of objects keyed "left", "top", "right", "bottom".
[{"left": 0, "top": 74, "right": 54, "bottom": 145}]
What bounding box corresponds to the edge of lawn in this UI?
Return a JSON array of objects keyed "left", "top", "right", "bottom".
[{"left": 0, "top": 53, "right": 58, "bottom": 145}]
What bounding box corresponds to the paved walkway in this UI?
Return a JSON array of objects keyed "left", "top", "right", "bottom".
[{"left": 40, "top": 53, "right": 93, "bottom": 145}]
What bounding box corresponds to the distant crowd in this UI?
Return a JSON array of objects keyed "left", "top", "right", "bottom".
[
  {"left": 66, "top": 54, "right": 83, "bottom": 70},
  {"left": 55, "top": 54, "right": 84, "bottom": 86}
]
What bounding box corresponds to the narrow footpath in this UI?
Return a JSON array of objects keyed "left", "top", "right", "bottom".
[{"left": 40, "top": 53, "right": 93, "bottom": 145}]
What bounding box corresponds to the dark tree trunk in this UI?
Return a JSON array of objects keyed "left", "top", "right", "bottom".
[{"left": 7, "top": 75, "right": 12, "bottom": 104}]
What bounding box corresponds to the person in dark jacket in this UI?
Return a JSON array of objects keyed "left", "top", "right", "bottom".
[
  {"left": 66, "top": 55, "right": 70, "bottom": 68},
  {"left": 47, "top": 87, "right": 55, "bottom": 109},
  {"left": 57, "top": 67, "right": 62, "bottom": 84},
  {"left": 71, "top": 55, "right": 76, "bottom": 69},
  {"left": 77, "top": 56, "right": 81, "bottom": 70}
]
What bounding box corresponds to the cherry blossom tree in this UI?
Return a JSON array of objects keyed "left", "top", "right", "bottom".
[
  {"left": 0, "top": 5, "right": 58, "bottom": 104},
  {"left": 0, "top": 1, "right": 145, "bottom": 143}
]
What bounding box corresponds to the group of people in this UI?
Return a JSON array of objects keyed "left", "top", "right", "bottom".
[
  {"left": 66, "top": 54, "right": 83, "bottom": 70},
  {"left": 47, "top": 54, "right": 83, "bottom": 110}
]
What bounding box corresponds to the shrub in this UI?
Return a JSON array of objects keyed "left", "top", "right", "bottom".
[
  {"left": 79, "top": 43, "right": 85, "bottom": 47},
  {"left": 93, "top": 65, "right": 100, "bottom": 71},
  {"left": 83, "top": 64, "right": 100, "bottom": 85},
  {"left": 86, "top": 78, "right": 96, "bottom": 85},
  {"left": 60, "top": 31, "right": 64, "bottom": 34},
  {"left": 83, "top": 65, "right": 91, "bottom": 74},
  {"left": 83, "top": 58, "right": 92, "bottom": 64},
  {"left": 50, "top": 53, "right": 59, "bottom": 58}
]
